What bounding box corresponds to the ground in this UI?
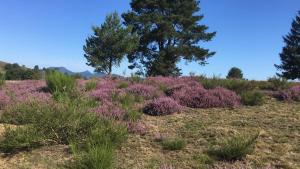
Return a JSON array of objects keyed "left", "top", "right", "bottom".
[{"left": 0, "top": 98, "right": 299, "bottom": 169}]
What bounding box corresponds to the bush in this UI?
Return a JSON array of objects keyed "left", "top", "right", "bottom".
[
  {"left": 266, "top": 76, "right": 289, "bottom": 91},
  {"left": 208, "top": 133, "right": 259, "bottom": 161},
  {"left": 169, "top": 84, "right": 241, "bottom": 108},
  {"left": 127, "top": 84, "right": 161, "bottom": 100},
  {"left": 276, "top": 85, "right": 300, "bottom": 102},
  {"left": 0, "top": 72, "right": 5, "bottom": 87},
  {"left": 143, "top": 97, "right": 182, "bottom": 116},
  {"left": 118, "top": 81, "right": 129, "bottom": 89},
  {"left": 46, "top": 71, "right": 75, "bottom": 94},
  {"left": 0, "top": 91, "right": 10, "bottom": 110},
  {"left": 85, "top": 79, "right": 97, "bottom": 91},
  {"left": 241, "top": 91, "right": 265, "bottom": 106},
  {"left": 161, "top": 137, "right": 186, "bottom": 151},
  {"left": 227, "top": 67, "right": 243, "bottom": 79}
]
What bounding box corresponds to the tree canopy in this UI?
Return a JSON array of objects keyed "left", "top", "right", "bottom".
[
  {"left": 122, "top": 0, "right": 216, "bottom": 76},
  {"left": 84, "top": 12, "right": 138, "bottom": 75},
  {"left": 275, "top": 11, "right": 300, "bottom": 80},
  {"left": 227, "top": 67, "right": 243, "bottom": 79}
]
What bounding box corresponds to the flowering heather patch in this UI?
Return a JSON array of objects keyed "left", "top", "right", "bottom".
[
  {"left": 276, "top": 85, "right": 300, "bottom": 102},
  {"left": 92, "top": 102, "right": 125, "bottom": 120},
  {"left": 0, "top": 91, "right": 10, "bottom": 109},
  {"left": 143, "top": 97, "right": 182, "bottom": 116},
  {"left": 126, "top": 84, "right": 161, "bottom": 99},
  {"left": 169, "top": 83, "right": 241, "bottom": 108},
  {"left": 4, "top": 80, "right": 51, "bottom": 104},
  {"left": 126, "top": 121, "right": 147, "bottom": 135}
]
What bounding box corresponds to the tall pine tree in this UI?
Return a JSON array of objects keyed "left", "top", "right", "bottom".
[
  {"left": 275, "top": 11, "right": 300, "bottom": 80},
  {"left": 122, "top": 0, "right": 216, "bottom": 76}
]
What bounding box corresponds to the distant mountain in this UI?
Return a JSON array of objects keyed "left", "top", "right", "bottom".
[{"left": 48, "top": 67, "right": 106, "bottom": 79}]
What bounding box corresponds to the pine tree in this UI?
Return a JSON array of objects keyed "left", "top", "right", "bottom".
[
  {"left": 122, "top": 0, "right": 216, "bottom": 76},
  {"left": 84, "top": 12, "right": 138, "bottom": 75},
  {"left": 275, "top": 11, "right": 300, "bottom": 80}
]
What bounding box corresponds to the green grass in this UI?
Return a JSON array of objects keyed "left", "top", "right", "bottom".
[
  {"left": 46, "top": 71, "right": 75, "bottom": 95},
  {"left": 85, "top": 79, "right": 97, "bottom": 91},
  {"left": 207, "top": 133, "right": 259, "bottom": 161},
  {"left": 161, "top": 137, "right": 186, "bottom": 151},
  {"left": 0, "top": 92, "right": 127, "bottom": 169}
]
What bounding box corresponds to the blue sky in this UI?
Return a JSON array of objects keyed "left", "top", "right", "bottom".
[{"left": 0, "top": 0, "right": 299, "bottom": 80}]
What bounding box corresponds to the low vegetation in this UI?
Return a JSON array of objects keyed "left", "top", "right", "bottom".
[{"left": 0, "top": 74, "right": 299, "bottom": 168}]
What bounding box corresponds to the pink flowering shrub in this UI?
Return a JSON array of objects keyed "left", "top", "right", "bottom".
[
  {"left": 0, "top": 91, "right": 10, "bottom": 109},
  {"left": 276, "top": 85, "right": 300, "bottom": 102},
  {"left": 169, "top": 83, "right": 241, "bottom": 108},
  {"left": 3, "top": 80, "right": 51, "bottom": 104},
  {"left": 143, "top": 97, "right": 182, "bottom": 116},
  {"left": 127, "top": 84, "right": 161, "bottom": 99},
  {"left": 92, "top": 102, "right": 125, "bottom": 120},
  {"left": 126, "top": 121, "right": 147, "bottom": 135}
]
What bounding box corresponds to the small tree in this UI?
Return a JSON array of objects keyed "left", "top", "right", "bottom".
[
  {"left": 227, "top": 67, "right": 243, "bottom": 79},
  {"left": 275, "top": 11, "right": 300, "bottom": 80},
  {"left": 84, "top": 12, "right": 138, "bottom": 75}
]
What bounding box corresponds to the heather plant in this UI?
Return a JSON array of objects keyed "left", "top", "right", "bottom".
[
  {"left": 127, "top": 84, "right": 161, "bottom": 100},
  {"left": 276, "top": 85, "right": 300, "bottom": 102},
  {"left": 161, "top": 137, "right": 186, "bottom": 151},
  {"left": 241, "top": 91, "right": 265, "bottom": 106},
  {"left": 169, "top": 84, "right": 241, "bottom": 108},
  {"left": 143, "top": 97, "right": 182, "bottom": 116},
  {"left": 0, "top": 91, "right": 10, "bottom": 110},
  {"left": 126, "top": 121, "right": 147, "bottom": 135},
  {"left": 46, "top": 71, "right": 75, "bottom": 94},
  {"left": 92, "top": 102, "right": 125, "bottom": 120},
  {"left": 208, "top": 133, "right": 259, "bottom": 161}
]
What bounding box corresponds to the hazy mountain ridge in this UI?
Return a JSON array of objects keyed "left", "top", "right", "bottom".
[{"left": 47, "top": 67, "right": 106, "bottom": 79}]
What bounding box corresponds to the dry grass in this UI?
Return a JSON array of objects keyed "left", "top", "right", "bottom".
[
  {"left": 116, "top": 98, "right": 300, "bottom": 169},
  {"left": 0, "top": 98, "right": 299, "bottom": 169}
]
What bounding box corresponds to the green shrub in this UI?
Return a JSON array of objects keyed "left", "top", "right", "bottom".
[
  {"left": 198, "top": 76, "right": 255, "bottom": 94},
  {"left": 118, "top": 81, "right": 129, "bottom": 89},
  {"left": 208, "top": 133, "right": 259, "bottom": 161},
  {"left": 85, "top": 79, "right": 97, "bottom": 91},
  {"left": 267, "top": 76, "right": 289, "bottom": 91},
  {"left": 0, "top": 126, "right": 43, "bottom": 153},
  {"left": 0, "top": 97, "right": 127, "bottom": 169},
  {"left": 0, "top": 72, "right": 4, "bottom": 87},
  {"left": 241, "top": 91, "right": 265, "bottom": 106},
  {"left": 161, "top": 137, "right": 186, "bottom": 151},
  {"left": 46, "top": 71, "right": 75, "bottom": 94},
  {"left": 129, "top": 73, "right": 143, "bottom": 83}
]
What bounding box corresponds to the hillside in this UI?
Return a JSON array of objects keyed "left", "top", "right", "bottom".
[{"left": 0, "top": 61, "right": 7, "bottom": 72}]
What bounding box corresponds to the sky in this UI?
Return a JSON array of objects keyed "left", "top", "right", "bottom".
[{"left": 0, "top": 0, "right": 299, "bottom": 80}]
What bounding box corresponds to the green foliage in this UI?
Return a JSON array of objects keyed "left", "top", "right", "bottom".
[
  {"left": 241, "top": 91, "right": 265, "bottom": 106},
  {"left": 46, "top": 71, "right": 75, "bottom": 95},
  {"left": 266, "top": 76, "right": 289, "bottom": 90},
  {"left": 275, "top": 11, "right": 300, "bottom": 80},
  {"left": 117, "top": 93, "right": 142, "bottom": 122},
  {"left": 208, "top": 133, "right": 259, "bottom": 161},
  {"left": 4, "top": 63, "right": 42, "bottom": 80},
  {"left": 117, "top": 81, "right": 129, "bottom": 89},
  {"left": 0, "top": 97, "right": 127, "bottom": 168},
  {"left": 227, "top": 67, "right": 243, "bottom": 79},
  {"left": 0, "top": 126, "right": 42, "bottom": 154},
  {"left": 198, "top": 76, "right": 255, "bottom": 94},
  {"left": 161, "top": 137, "right": 186, "bottom": 151},
  {"left": 129, "top": 73, "right": 143, "bottom": 83},
  {"left": 85, "top": 79, "right": 98, "bottom": 91},
  {"left": 0, "top": 72, "right": 4, "bottom": 87},
  {"left": 84, "top": 12, "right": 138, "bottom": 75},
  {"left": 123, "top": 0, "right": 216, "bottom": 76}
]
